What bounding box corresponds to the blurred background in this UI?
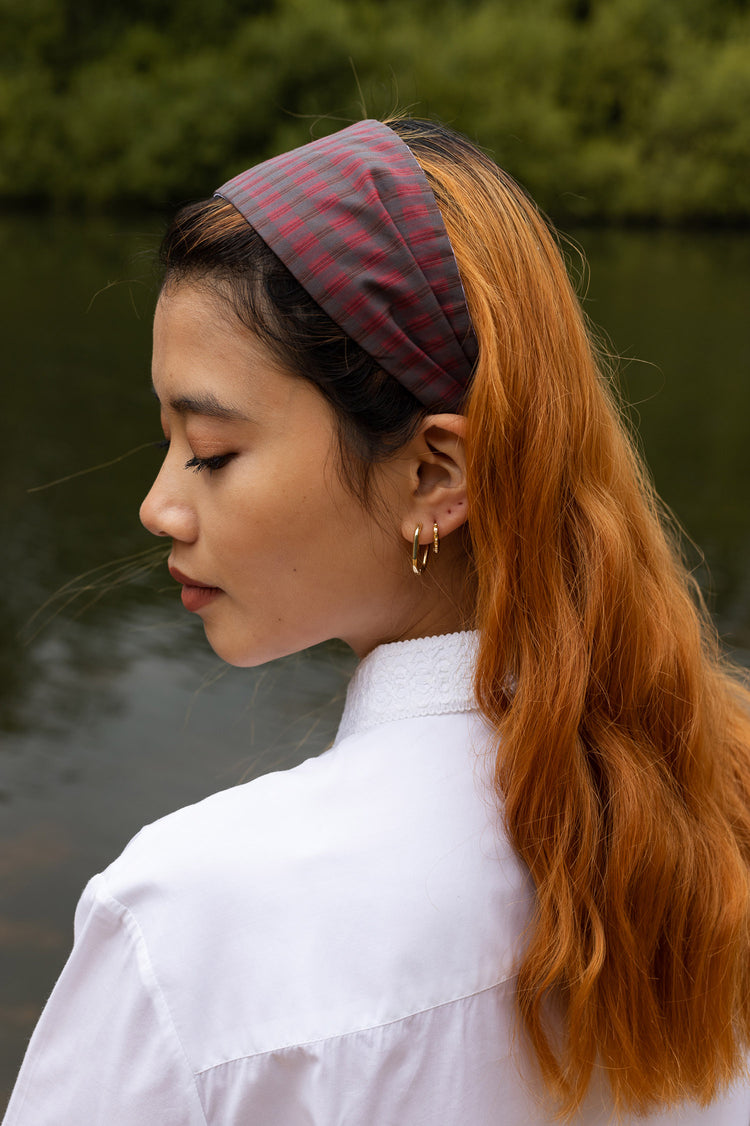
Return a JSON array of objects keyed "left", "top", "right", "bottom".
[{"left": 2, "top": 0, "right": 749, "bottom": 1110}]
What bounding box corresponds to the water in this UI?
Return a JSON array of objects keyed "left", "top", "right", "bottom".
[{"left": 1, "top": 215, "right": 748, "bottom": 1104}]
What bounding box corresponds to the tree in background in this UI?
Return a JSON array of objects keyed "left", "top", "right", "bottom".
[{"left": 1, "top": 0, "right": 749, "bottom": 221}]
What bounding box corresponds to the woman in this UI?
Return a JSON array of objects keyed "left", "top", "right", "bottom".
[{"left": 4, "top": 118, "right": 749, "bottom": 1125}]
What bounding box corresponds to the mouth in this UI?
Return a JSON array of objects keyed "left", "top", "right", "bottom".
[{"left": 168, "top": 564, "right": 223, "bottom": 613}]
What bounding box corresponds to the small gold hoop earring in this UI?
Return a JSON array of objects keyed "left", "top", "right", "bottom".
[
  {"left": 432, "top": 521, "right": 440, "bottom": 556},
  {"left": 412, "top": 524, "right": 430, "bottom": 575}
]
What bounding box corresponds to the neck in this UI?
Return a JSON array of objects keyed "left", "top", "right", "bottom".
[{"left": 349, "top": 536, "right": 475, "bottom": 660}]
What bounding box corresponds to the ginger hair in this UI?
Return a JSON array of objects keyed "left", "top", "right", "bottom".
[{"left": 389, "top": 118, "right": 750, "bottom": 1117}]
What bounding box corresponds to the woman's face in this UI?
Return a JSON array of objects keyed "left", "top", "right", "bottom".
[{"left": 140, "top": 284, "right": 420, "bottom": 666}]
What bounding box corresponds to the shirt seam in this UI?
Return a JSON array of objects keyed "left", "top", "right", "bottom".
[
  {"left": 96, "top": 874, "right": 210, "bottom": 1126},
  {"left": 194, "top": 975, "right": 517, "bottom": 1078}
]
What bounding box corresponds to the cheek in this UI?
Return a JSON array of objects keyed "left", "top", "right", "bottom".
[
  {"left": 211, "top": 453, "right": 365, "bottom": 587},
  {"left": 213, "top": 493, "right": 308, "bottom": 583}
]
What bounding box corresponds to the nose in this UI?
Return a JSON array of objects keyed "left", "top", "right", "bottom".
[{"left": 140, "top": 461, "right": 198, "bottom": 542}]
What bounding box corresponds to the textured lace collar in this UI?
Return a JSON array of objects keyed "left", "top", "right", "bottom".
[{"left": 335, "top": 631, "right": 479, "bottom": 743}]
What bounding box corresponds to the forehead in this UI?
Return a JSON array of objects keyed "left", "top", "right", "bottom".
[
  {"left": 154, "top": 286, "right": 284, "bottom": 394},
  {"left": 151, "top": 283, "right": 331, "bottom": 426},
  {"left": 153, "top": 284, "right": 247, "bottom": 364}
]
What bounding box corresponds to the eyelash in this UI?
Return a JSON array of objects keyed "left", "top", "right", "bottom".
[
  {"left": 184, "top": 453, "right": 234, "bottom": 474},
  {"left": 154, "top": 440, "right": 233, "bottom": 475}
]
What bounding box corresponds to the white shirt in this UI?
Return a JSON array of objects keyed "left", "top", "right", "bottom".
[{"left": 4, "top": 632, "right": 749, "bottom": 1125}]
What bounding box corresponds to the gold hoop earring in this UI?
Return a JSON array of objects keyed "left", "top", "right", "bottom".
[
  {"left": 432, "top": 521, "right": 440, "bottom": 556},
  {"left": 412, "top": 524, "right": 430, "bottom": 575}
]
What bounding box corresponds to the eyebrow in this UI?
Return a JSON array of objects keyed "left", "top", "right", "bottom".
[{"left": 151, "top": 386, "right": 249, "bottom": 422}]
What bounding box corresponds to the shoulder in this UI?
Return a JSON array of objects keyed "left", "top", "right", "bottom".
[
  {"left": 91, "top": 710, "right": 533, "bottom": 1070},
  {"left": 96, "top": 708, "right": 529, "bottom": 978},
  {"left": 104, "top": 707, "right": 497, "bottom": 903}
]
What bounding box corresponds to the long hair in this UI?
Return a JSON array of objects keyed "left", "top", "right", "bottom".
[
  {"left": 161, "top": 119, "right": 750, "bottom": 1117},
  {"left": 388, "top": 118, "right": 750, "bottom": 1116}
]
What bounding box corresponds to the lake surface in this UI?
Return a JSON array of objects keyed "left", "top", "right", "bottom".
[{"left": 1, "top": 215, "right": 749, "bottom": 1105}]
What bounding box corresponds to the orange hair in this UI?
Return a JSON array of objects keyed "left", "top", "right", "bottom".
[{"left": 390, "top": 119, "right": 750, "bottom": 1117}]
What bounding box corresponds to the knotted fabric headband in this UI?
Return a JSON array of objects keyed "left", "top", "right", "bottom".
[{"left": 215, "top": 119, "right": 477, "bottom": 410}]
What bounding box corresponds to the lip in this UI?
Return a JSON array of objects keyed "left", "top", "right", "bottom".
[
  {"left": 168, "top": 565, "right": 213, "bottom": 588},
  {"left": 168, "top": 564, "right": 223, "bottom": 613}
]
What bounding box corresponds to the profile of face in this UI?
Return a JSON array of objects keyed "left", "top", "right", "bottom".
[{"left": 140, "top": 285, "right": 471, "bottom": 666}]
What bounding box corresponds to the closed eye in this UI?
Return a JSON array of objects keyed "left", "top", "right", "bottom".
[{"left": 184, "top": 453, "right": 235, "bottom": 474}]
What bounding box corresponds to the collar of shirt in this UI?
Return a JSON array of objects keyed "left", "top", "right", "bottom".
[{"left": 335, "top": 630, "right": 479, "bottom": 744}]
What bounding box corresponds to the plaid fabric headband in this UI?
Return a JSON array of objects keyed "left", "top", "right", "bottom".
[{"left": 214, "top": 119, "right": 477, "bottom": 410}]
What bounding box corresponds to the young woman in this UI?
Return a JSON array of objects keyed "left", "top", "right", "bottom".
[{"left": 4, "top": 119, "right": 749, "bottom": 1125}]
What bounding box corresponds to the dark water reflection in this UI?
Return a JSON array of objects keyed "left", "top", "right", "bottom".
[
  {"left": 1, "top": 215, "right": 748, "bottom": 1103},
  {"left": 577, "top": 228, "right": 750, "bottom": 647}
]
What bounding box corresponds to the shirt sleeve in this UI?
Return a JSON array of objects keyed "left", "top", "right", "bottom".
[{"left": 2, "top": 874, "right": 208, "bottom": 1126}]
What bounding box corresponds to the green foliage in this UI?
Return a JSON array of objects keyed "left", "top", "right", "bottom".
[{"left": 1, "top": 0, "right": 748, "bottom": 220}]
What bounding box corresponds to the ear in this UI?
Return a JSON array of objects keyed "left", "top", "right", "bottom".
[{"left": 398, "top": 414, "right": 468, "bottom": 547}]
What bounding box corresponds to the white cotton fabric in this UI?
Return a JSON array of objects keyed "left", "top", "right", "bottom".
[{"left": 4, "top": 632, "right": 749, "bottom": 1125}]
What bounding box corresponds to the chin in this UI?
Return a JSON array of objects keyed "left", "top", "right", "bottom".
[
  {"left": 205, "top": 638, "right": 275, "bottom": 669},
  {"left": 202, "top": 623, "right": 312, "bottom": 669}
]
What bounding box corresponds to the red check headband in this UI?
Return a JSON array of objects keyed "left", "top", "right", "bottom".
[{"left": 214, "top": 120, "right": 477, "bottom": 411}]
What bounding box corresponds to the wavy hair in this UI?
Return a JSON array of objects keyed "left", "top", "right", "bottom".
[
  {"left": 389, "top": 118, "right": 750, "bottom": 1116},
  {"left": 160, "top": 118, "right": 750, "bottom": 1117}
]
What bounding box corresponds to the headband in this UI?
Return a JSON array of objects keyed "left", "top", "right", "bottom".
[{"left": 214, "top": 119, "right": 477, "bottom": 411}]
